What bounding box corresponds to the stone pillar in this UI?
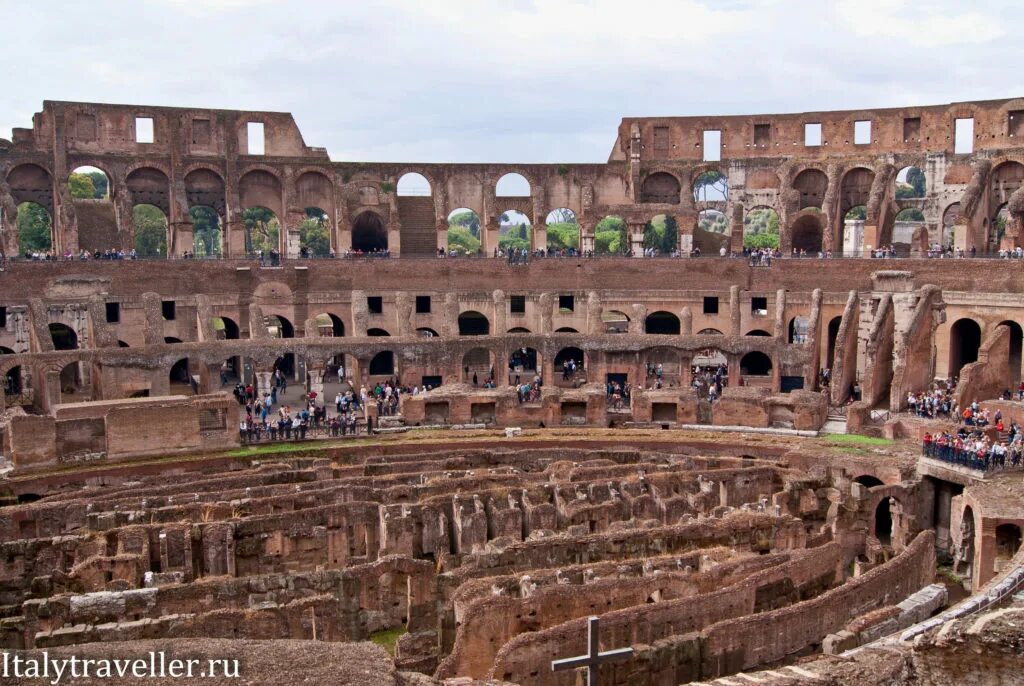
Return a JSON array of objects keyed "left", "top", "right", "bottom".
[
  {"left": 680, "top": 354, "right": 693, "bottom": 388},
  {"left": 680, "top": 306, "right": 693, "bottom": 336},
  {"left": 773, "top": 289, "right": 787, "bottom": 339},
  {"left": 255, "top": 371, "right": 273, "bottom": 397},
  {"left": 493, "top": 349, "right": 508, "bottom": 386},
  {"left": 308, "top": 367, "right": 325, "bottom": 398},
  {"left": 727, "top": 354, "right": 740, "bottom": 387},
  {"left": 628, "top": 221, "right": 645, "bottom": 256},
  {"left": 579, "top": 221, "right": 595, "bottom": 254},
  {"left": 771, "top": 354, "right": 782, "bottom": 393},
  {"left": 729, "top": 285, "right": 741, "bottom": 336},
  {"left": 533, "top": 223, "right": 547, "bottom": 253}
]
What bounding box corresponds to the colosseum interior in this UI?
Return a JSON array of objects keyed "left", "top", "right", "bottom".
[{"left": 1, "top": 99, "right": 1023, "bottom": 685}]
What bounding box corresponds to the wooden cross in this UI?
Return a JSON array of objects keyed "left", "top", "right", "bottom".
[{"left": 551, "top": 615, "right": 633, "bottom": 686}]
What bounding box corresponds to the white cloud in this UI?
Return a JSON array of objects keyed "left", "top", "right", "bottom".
[{"left": 835, "top": 0, "right": 1004, "bottom": 47}]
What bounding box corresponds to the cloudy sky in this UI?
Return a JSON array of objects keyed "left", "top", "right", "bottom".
[{"left": 1, "top": 0, "right": 1020, "bottom": 163}]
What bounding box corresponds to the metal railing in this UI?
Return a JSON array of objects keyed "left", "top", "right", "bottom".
[{"left": 922, "top": 441, "right": 1024, "bottom": 472}]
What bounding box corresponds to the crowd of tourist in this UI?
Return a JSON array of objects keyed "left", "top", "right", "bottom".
[
  {"left": 922, "top": 428, "right": 1023, "bottom": 471},
  {"left": 607, "top": 380, "right": 632, "bottom": 410},
  {"left": 905, "top": 378, "right": 958, "bottom": 419},
  {"left": 692, "top": 363, "right": 728, "bottom": 402}
]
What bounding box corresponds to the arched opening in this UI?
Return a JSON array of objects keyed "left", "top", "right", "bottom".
[
  {"left": 843, "top": 205, "right": 867, "bottom": 253},
  {"left": 894, "top": 207, "right": 925, "bottom": 251},
  {"left": 744, "top": 208, "right": 780, "bottom": 250},
  {"left": 746, "top": 329, "right": 771, "bottom": 337},
  {"left": 416, "top": 327, "right": 439, "bottom": 337},
  {"left": 555, "top": 327, "right": 579, "bottom": 333},
  {"left": 693, "top": 170, "right": 729, "bottom": 202},
  {"left": 854, "top": 475, "right": 884, "bottom": 488},
  {"left": 299, "top": 207, "right": 331, "bottom": 257},
  {"left": 213, "top": 317, "right": 240, "bottom": 340},
  {"left": 264, "top": 315, "right": 294, "bottom": 339},
  {"left": 957, "top": 506, "right": 976, "bottom": 578},
  {"left": 4, "top": 364, "right": 23, "bottom": 399},
  {"left": 369, "top": 351, "right": 395, "bottom": 376},
  {"left": 164, "top": 337, "right": 183, "bottom": 345},
  {"left": 602, "top": 310, "right": 630, "bottom": 334},
  {"left": 169, "top": 358, "right": 192, "bottom": 391},
  {"left": 16, "top": 202, "right": 52, "bottom": 255},
  {"left": 827, "top": 316, "right": 842, "bottom": 367},
  {"left": 242, "top": 206, "right": 281, "bottom": 257},
  {"left": 117, "top": 340, "right": 130, "bottom": 348},
  {"left": 791, "top": 214, "right": 824, "bottom": 253},
  {"left": 594, "top": 216, "right": 627, "bottom": 255},
  {"left": 509, "top": 347, "right": 539, "bottom": 382},
  {"left": 941, "top": 203, "right": 960, "bottom": 248},
  {"left": 545, "top": 208, "right": 580, "bottom": 254},
  {"left": 642, "top": 214, "right": 678, "bottom": 255},
  {"left": 874, "top": 498, "right": 894, "bottom": 546},
  {"left": 495, "top": 172, "right": 530, "bottom": 197},
  {"left": 352, "top": 210, "right": 388, "bottom": 253},
  {"left": 272, "top": 353, "right": 299, "bottom": 381},
  {"left": 948, "top": 318, "right": 982, "bottom": 379},
  {"left": 49, "top": 323, "right": 78, "bottom": 351},
  {"left": 895, "top": 166, "right": 926, "bottom": 198},
  {"left": 840, "top": 167, "right": 875, "bottom": 248},
  {"left": 642, "top": 172, "right": 682, "bottom": 204},
  {"left": 458, "top": 311, "right": 490, "bottom": 336},
  {"left": 189, "top": 206, "right": 222, "bottom": 258},
  {"left": 68, "top": 166, "right": 110, "bottom": 200},
  {"left": 462, "top": 348, "right": 491, "bottom": 384},
  {"left": 313, "top": 313, "right": 345, "bottom": 337},
  {"left": 740, "top": 351, "right": 772, "bottom": 377},
  {"left": 507, "top": 327, "right": 531, "bottom": 334},
  {"left": 645, "top": 311, "right": 681, "bottom": 335},
  {"left": 999, "top": 320, "right": 1023, "bottom": 383},
  {"left": 133, "top": 204, "right": 168, "bottom": 258},
  {"left": 499, "top": 211, "right": 531, "bottom": 253},
  {"left": 554, "top": 347, "right": 585, "bottom": 382},
  {"left": 995, "top": 524, "right": 1022, "bottom": 572},
  {"left": 789, "top": 316, "right": 810, "bottom": 344},
  {"left": 697, "top": 328, "right": 724, "bottom": 335},
  {"left": 447, "top": 208, "right": 481, "bottom": 256},
  {"left": 56, "top": 360, "right": 87, "bottom": 403},
  {"left": 367, "top": 328, "right": 391, "bottom": 337},
  {"left": 793, "top": 168, "right": 829, "bottom": 210},
  {"left": 694, "top": 210, "right": 729, "bottom": 255},
  {"left": 396, "top": 172, "right": 431, "bottom": 196}
]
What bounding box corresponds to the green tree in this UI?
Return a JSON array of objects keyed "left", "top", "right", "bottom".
[
  {"left": 190, "top": 206, "right": 221, "bottom": 257},
  {"left": 447, "top": 226, "right": 480, "bottom": 254},
  {"left": 594, "top": 216, "right": 627, "bottom": 254},
  {"left": 133, "top": 204, "right": 167, "bottom": 257},
  {"left": 845, "top": 206, "right": 867, "bottom": 220},
  {"left": 299, "top": 217, "right": 331, "bottom": 256},
  {"left": 545, "top": 222, "right": 580, "bottom": 251},
  {"left": 243, "top": 207, "right": 279, "bottom": 255},
  {"left": 86, "top": 171, "right": 108, "bottom": 198},
  {"left": 16, "top": 202, "right": 52, "bottom": 253},
  {"left": 744, "top": 231, "right": 779, "bottom": 249},
  {"left": 449, "top": 210, "right": 480, "bottom": 238},
  {"left": 69, "top": 173, "right": 96, "bottom": 199}
]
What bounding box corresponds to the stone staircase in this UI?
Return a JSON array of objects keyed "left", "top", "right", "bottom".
[
  {"left": 396, "top": 196, "right": 437, "bottom": 256},
  {"left": 820, "top": 407, "right": 848, "bottom": 434}
]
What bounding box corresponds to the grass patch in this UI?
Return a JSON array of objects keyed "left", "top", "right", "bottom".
[
  {"left": 936, "top": 565, "right": 964, "bottom": 586},
  {"left": 369, "top": 625, "right": 407, "bottom": 655},
  {"left": 825, "top": 434, "right": 895, "bottom": 447}
]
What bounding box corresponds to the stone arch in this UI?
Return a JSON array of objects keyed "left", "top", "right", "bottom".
[
  {"left": 740, "top": 351, "right": 772, "bottom": 376},
  {"left": 692, "top": 169, "right": 729, "bottom": 202},
  {"left": 792, "top": 168, "right": 828, "bottom": 210},
  {"left": 68, "top": 165, "right": 111, "bottom": 200},
  {"left": 990, "top": 161, "right": 1024, "bottom": 206},
  {"left": 169, "top": 357, "right": 192, "bottom": 390},
  {"left": 367, "top": 328, "right": 391, "bottom": 337},
  {"left": 351, "top": 210, "right": 388, "bottom": 253},
  {"left": 999, "top": 320, "right": 1023, "bottom": 383},
  {"left": 14, "top": 201, "right": 53, "bottom": 255},
  {"left": 874, "top": 497, "right": 894, "bottom": 546},
  {"left": 447, "top": 208, "right": 481, "bottom": 256},
  {"left": 7, "top": 163, "right": 54, "bottom": 214},
  {"left": 854, "top": 475, "right": 884, "bottom": 488},
  {"left": 238, "top": 169, "right": 284, "bottom": 217},
  {"left": 839, "top": 167, "right": 875, "bottom": 215},
  {"left": 895, "top": 165, "right": 926, "bottom": 199},
  {"left": 555, "top": 327, "right": 578, "bottom": 333},
  {"left": 645, "top": 311, "right": 681, "bottom": 335},
  {"left": 746, "top": 329, "right": 771, "bottom": 337},
  {"left": 509, "top": 347, "right": 539, "bottom": 379},
  {"left": 499, "top": 210, "right": 532, "bottom": 252},
  {"left": 948, "top": 318, "right": 982, "bottom": 379},
  {"left": 545, "top": 207, "right": 579, "bottom": 253},
  {"left": 507, "top": 327, "right": 531, "bottom": 334},
  {"left": 554, "top": 346, "right": 585, "bottom": 373},
  {"left": 458, "top": 311, "right": 490, "bottom": 336},
  {"left": 791, "top": 213, "right": 824, "bottom": 253},
  {"left": 602, "top": 310, "right": 630, "bottom": 334},
  {"left": 496, "top": 172, "right": 531, "bottom": 197},
  {"left": 213, "top": 316, "right": 240, "bottom": 340},
  {"left": 369, "top": 351, "right": 395, "bottom": 376},
  {"left": 462, "top": 348, "right": 492, "bottom": 383},
  {"left": 417, "top": 327, "right": 440, "bottom": 337},
  {"left": 265, "top": 315, "right": 295, "bottom": 339},
  {"left": 697, "top": 328, "right": 724, "bottom": 335},
  {"left": 49, "top": 322, "right": 79, "bottom": 351},
  {"left": 312, "top": 312, "right": 345, "bottom": 337},
  {"left": 184, "top": 168, "right": 226, "bottom": 216},
  {"left": 642, "top": 172, "right": 681, "bottom": 204},
  {"left": 941, "top": 202, "right": 960, "bottom": 247},
  {"left": 125, "top": 166, "right": 170, "bottom": 215},
  {"left": 789, "top": 316, "right": 811, "bottom": 344},
  {"left": 397, "top": 172, "right": 431, "bottom": 197}
]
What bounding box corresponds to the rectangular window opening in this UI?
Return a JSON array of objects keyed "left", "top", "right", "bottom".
[
  {"left": 105, "top": 302, "right": 120, "bottom": 324},
  {"left": 0, "top": 306, "right": 7, "bottom": 328},
  {"left": 804, "top": 123, "right": 822, "bottom": 147},
  {"left": 751, "top": 296, "right": 768, "bottom": 315},
  {"left": 703, "top": 130, "right": 722, "bottom": 161},
  {"left": 903, "top": 117, "right": 921, "bottom": 142},
  {"left": 955, "top": 118, "right": 974, "bottom": 154},
  {"left": 854, "top": 120, "right": 871, "bottom": 145},
  {"left": 192, "top": 118, "right": 212, "bottom": 145},
  {"left": 415, "top": 295, "right": 431, "bottom": 314},
  {"left": 558, "top": 295, "right": 574, "bottom": 312},
  {"left": 247, "top": 122, "right": 265, "bottom": 155},
  {"left": 367, "top": 296, "right": 383, "bottom": 314},
  {"left": 1009, "top": 111, "right": 1024, "bottom": 138},
  {"left": 510, "top": 295, "right": 526, "bottom": 314},
  {"left": 135, "top": 117, "right": 154, "bottom": 144},
  {"left": 753, "top": 124, "right": 771, "bottom": 147},
  {"left": 703, "top": 296, "right": 719, "bottom": 315},
  {"left": 161, "top": 300, "right": 176, "bottom": 321}
]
